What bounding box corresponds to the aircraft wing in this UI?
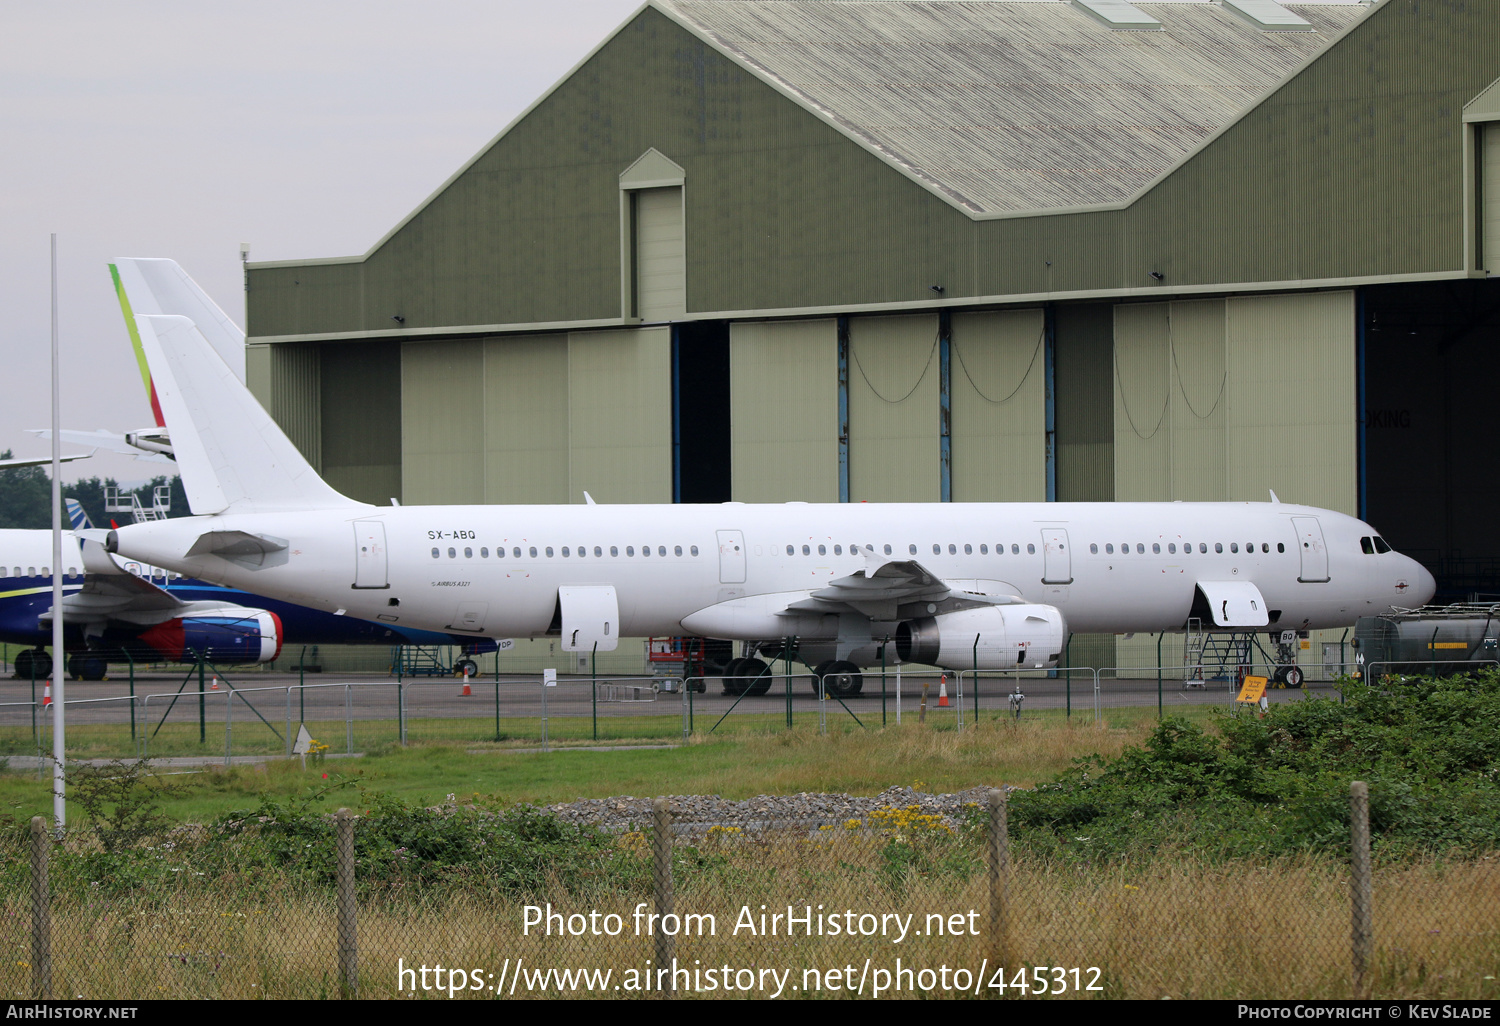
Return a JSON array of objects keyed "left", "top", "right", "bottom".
[
  {"left": 0, "top": 450, "right": 94, "bottom": 469},
  {"left": 25, "top": 429, "right": 174, "bottom": 464},
  {"left": 43, "top": 536, "right": 189, "bottom": 629},
  {"left": 780, "top": 549, "right": 1025, "bottom": 621}
]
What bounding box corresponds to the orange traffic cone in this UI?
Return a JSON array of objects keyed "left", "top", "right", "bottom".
[
  {"left": 210, "top": 676, "right": 220, "bottom": 691},
  {"left": 41, "top": 681, "right": 52, "bottom": 708},
  {"left": 937, "top": 674, "right": 950, "bottom": 707},
  {"left": 459, "top": 669, "right": 472, "bottom": 697}
]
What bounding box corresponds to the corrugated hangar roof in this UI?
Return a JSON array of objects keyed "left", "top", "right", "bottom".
[{"left": 655, "top": 0, "right": 1371, "bottom": 216}]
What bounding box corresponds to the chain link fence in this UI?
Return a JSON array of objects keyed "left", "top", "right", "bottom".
[
  {"left": 4, "top": 780, "right": 1494, "bottom": 1000},
  {"left": 3, "top": 667, "right": 1337, "bottom": 766}
]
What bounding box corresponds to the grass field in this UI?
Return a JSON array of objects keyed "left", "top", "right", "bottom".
[
  {"left": 1, "top": 701, "right": 1210, "bottom": 755},
  {"left": 4, "top": 814, "right": 1494, "bottom": 1000},
  {"left": 3, "top": 692, "right": 1495, "bottom": 1001},
  {"left": 0, "top": 708, "right": 1210, "bottom": 823}
]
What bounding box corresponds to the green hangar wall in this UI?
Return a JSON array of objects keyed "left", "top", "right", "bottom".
[{"left": 244, "top": 1, "right": 1500, "bottom": 672}]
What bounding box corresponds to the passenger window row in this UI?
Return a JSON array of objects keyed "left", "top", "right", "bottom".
[
  {"left": 1088, "top": 542, "right": 1286, "bottom": 555},
  {"left": 430, "top": 545, "right": 701, "bottom": 560},
  {"left": 782, "top": 542, "right": 1040, "bottom": 557},
  {"left": 788, "top": 543, "right": 886, "bottom": 556}
]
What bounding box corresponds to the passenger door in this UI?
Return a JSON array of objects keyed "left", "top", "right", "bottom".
[
  {"left": 717, "top": 530, "right": 746, "bottom": 584},
  {"left": 1041, "top": 528, "right": 1073, "bottom": 584},
  {"left": 1291, "top": 517, "right": 1330, "bottom": 583}
]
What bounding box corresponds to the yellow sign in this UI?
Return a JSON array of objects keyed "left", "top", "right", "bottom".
[{"left": 1236, "top": 676, "right": 1268, "bottom": 704}]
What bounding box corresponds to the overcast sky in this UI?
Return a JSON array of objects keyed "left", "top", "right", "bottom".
[{"left": 2, "top": 0, "right": 643, "bottom": 487}]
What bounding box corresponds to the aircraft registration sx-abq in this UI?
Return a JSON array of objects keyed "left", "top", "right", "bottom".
[{"left": 102, "top": 260, "right": 1435, "bottom": 695}]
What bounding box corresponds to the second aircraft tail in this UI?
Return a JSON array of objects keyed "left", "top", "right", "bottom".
[{"left": 119, "top": 259, "right": 365, "bottom": 516}]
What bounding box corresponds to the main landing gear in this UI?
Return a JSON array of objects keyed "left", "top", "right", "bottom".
[
  {"left": 13, "top": 649, "right": 51, "bottom": 681},
  {"left": 68, "top": 653, "right": 108, "bottom": 681},
  {"left": 812, "top": 659, "right": 862, "bottom": 699},
  {"left": 721, "top": 657, "right": 772, "bottom": 696}
]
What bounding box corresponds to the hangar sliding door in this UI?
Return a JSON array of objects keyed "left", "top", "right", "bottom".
[
  {"left": 729, "top": 319, "right": 839, "bottom": 501},
  {"left": 1112, "top": 299, "right": 1227, "bottom": 503},
  {"left": 950, "top": 310, "right": 1046, "bottom": 501},
  {"left": 482, "top": 335, "right": 570, "bottom": 504},
  {"left": 847, "top": 314, "right": 940, "bottom": 502},
  {"left": 568, "top": 327, "right": 672, "bottom": 503},
  {"left": 401, "top": 340, "right": 485, "bottom": 504},
  {"left": 1226, "top": 292, "right": 1355, "bottom": 514}
]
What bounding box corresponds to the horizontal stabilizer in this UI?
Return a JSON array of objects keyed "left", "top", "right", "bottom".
[{"left": 185, "top": 530, "right": 289, "bottom": 570}]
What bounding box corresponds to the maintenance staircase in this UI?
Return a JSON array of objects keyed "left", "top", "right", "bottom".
[
  {"left": 1183, "top": 618, "right": 1253, "bottom": 688},
  {"left": 393, "top": 645, "right": 452, "bottom": 677},
  {"left": 104, "top": 483, "right": 172, "bottom": 523}
]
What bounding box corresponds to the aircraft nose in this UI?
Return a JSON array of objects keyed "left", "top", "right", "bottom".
[{"left": 1406, "top": 560, "right": 1436, "bottom": 606}]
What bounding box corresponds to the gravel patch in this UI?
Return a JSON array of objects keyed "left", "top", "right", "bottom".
[{"left": 541, "top": 785, "right": 1008, "bottom": 836}]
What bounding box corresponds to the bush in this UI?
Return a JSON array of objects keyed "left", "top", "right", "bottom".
[
  {"left": 206, "top": 788, "right": 648, "bottom": 900},
  {"left": 1009, "top": 672, "right": 1500, "bottom": 861}
]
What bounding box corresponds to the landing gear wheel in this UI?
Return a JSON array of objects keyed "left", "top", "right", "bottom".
[
  {"left": 740, "top": 658, "right": 772, "bottom": 696},
  {"left": 1282, "top": 665, "right": 1303, "bottom": 689},
  {"left": 721, "top": 658, "right": 750, "bottom": 695},
  {"left": 68, "top": 654, "right": 108, "bottom": 681},
  {"left": 454, "top": 658, "right": 480, "bottom": 678},
  {"left": 14, "top": 649, "right": 51, "bottom": 681},
  {"left": 812, "top": 660, "right": 835, "bottom": 696},
  {"left": 819, "top": 660, "right": 863, "bottom": 698}
]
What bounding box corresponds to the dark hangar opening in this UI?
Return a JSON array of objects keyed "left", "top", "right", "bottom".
[
  {"left": 1363, "top": 278, "right": 1500, "bottom": 601},
  {"left": 673, "top": 320, "right": 732, "bottom": 504}
]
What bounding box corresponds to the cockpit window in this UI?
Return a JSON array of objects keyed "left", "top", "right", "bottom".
[
  {"left": 1373, "top": 536, "right": 1392, "bottom": 554},
  {"left": 1360, "top": 537, "right": 1375, "bottom": 555}
]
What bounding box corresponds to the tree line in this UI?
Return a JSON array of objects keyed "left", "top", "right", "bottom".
[{"left": 0, "top": 451, "right": 187, "bottom": 529}]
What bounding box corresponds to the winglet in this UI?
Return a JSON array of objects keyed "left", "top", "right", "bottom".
[
  {"left": 1269, "top": 489, "right": 1281, "bottom": 503},
  {"left": 65, "top": 498, "right": 92, "bottom": 531},
  {"left": 584, "top": 491, "right": 597, "bottom": 506}
]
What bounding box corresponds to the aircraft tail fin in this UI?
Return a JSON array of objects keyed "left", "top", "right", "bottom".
[
  {"left": 65, "top": 498, "right": 91, "bottom": 531},
  {"left": 110, "top": 258, "right": 247, "bottom": 428},
  {"left": 133, "top": 310, "right": 363, "bottom": 515}
]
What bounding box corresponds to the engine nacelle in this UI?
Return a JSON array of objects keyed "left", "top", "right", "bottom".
[
  {"left": 137, "top": 607, "right": 284, "bottom": 664},
  {"left": 895, "top": 604, "right": 1066, "bottom": 670}
]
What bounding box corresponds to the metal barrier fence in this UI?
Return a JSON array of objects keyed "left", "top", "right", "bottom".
[
  {"left": 6, "top": 782, "right": 1493, "bottom": 999},
  {"left": 5, "top": 658, "right": 1499, "bottom": 762}
]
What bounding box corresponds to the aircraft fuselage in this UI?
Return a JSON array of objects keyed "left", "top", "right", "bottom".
[{"left": 106, "top": 500, "right": 1434, "bottom": 663}]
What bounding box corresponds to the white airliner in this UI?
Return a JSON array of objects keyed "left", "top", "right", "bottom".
[
  {"left": 1, "top": 501, "right": 282, "bottom": 681},
  {"left": 100, "top": 260, "right": 1435, "bottom": 695}
]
